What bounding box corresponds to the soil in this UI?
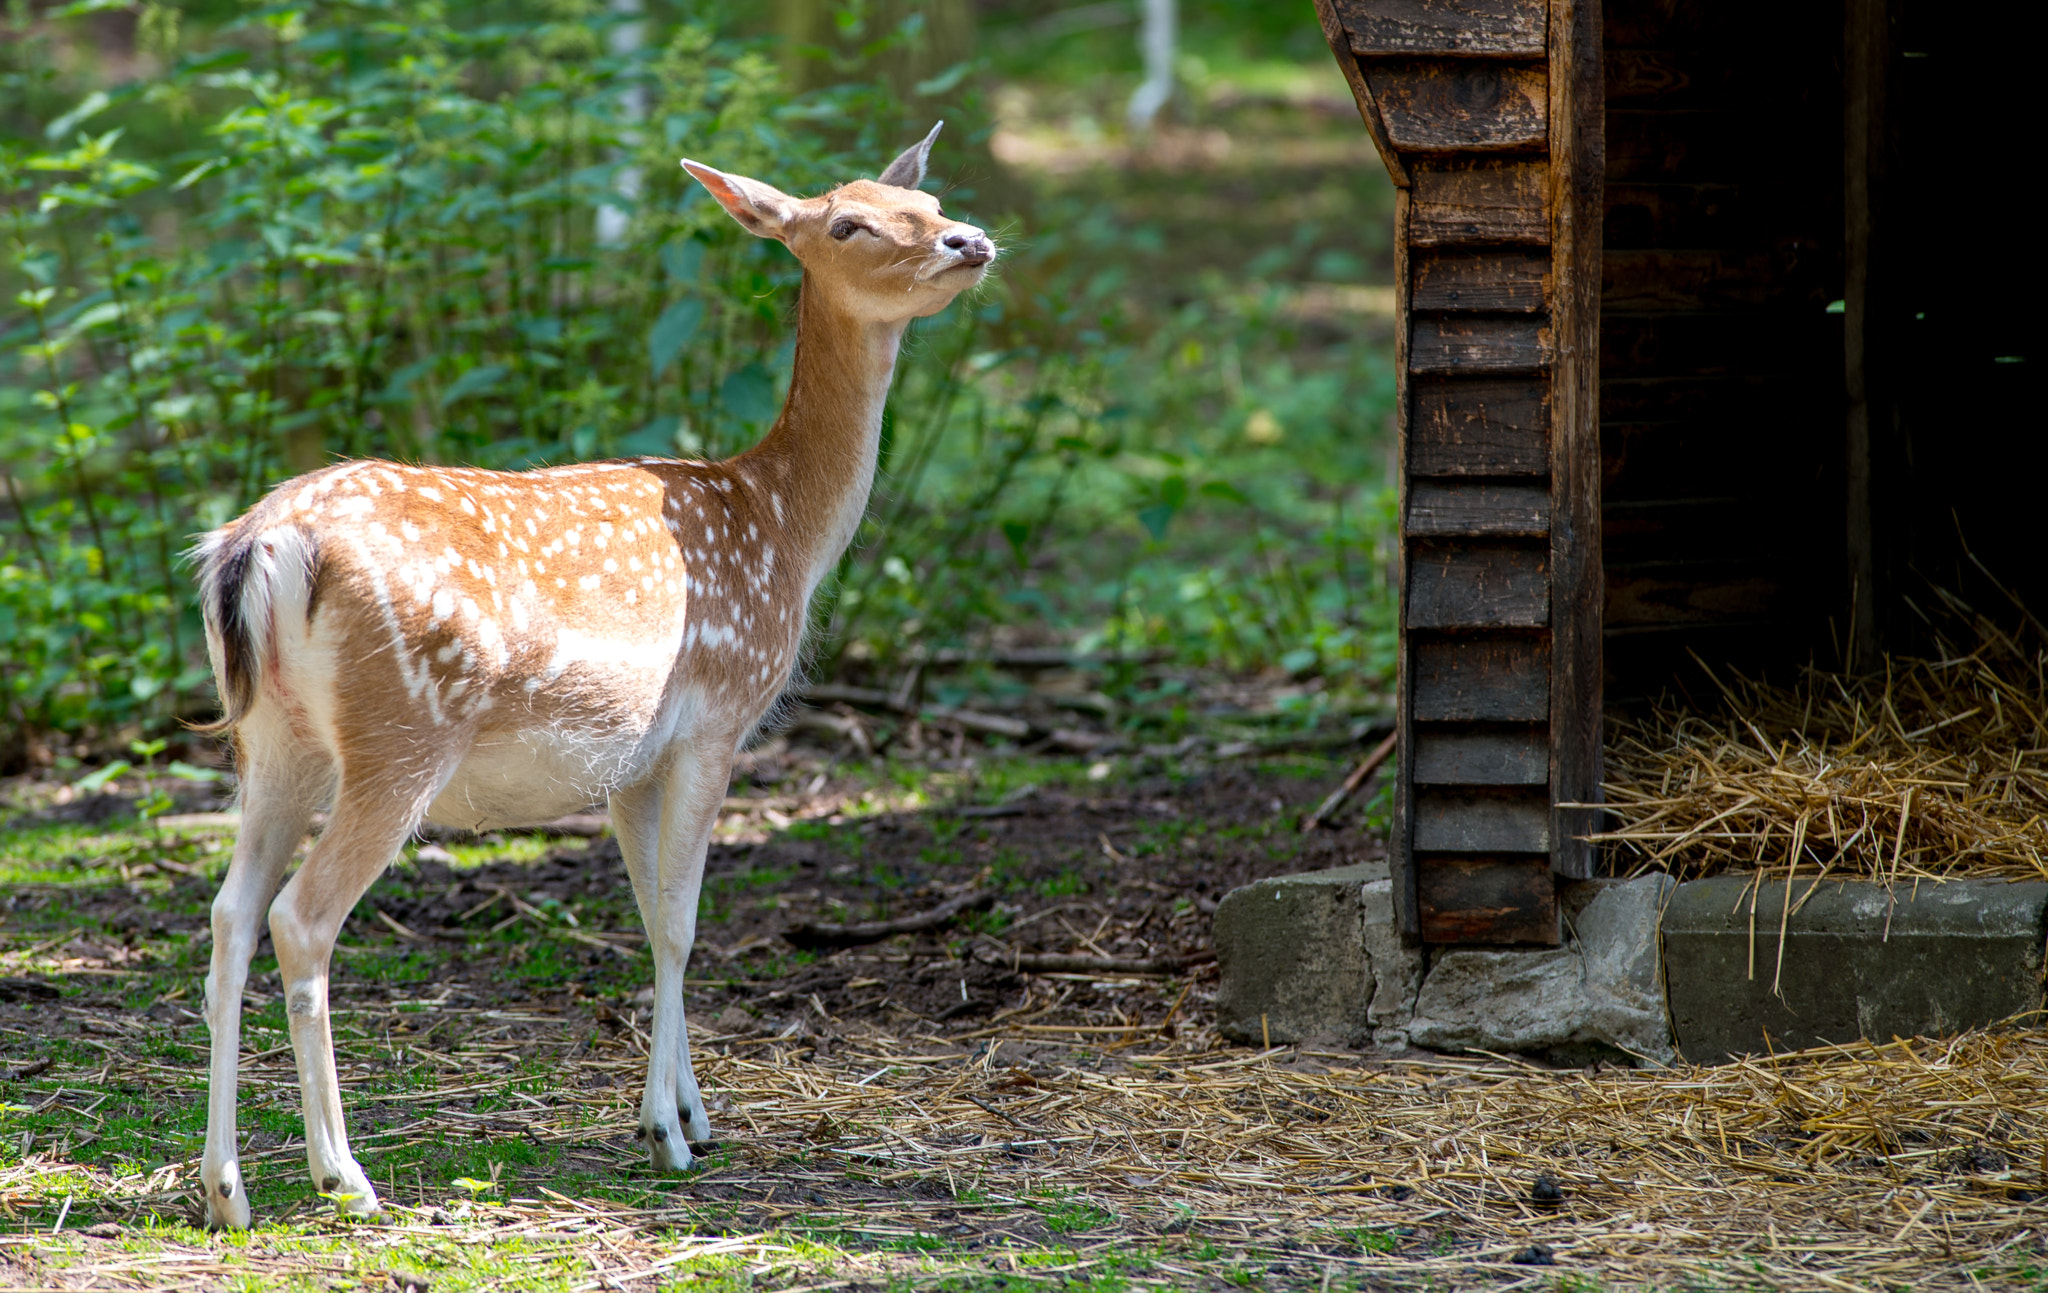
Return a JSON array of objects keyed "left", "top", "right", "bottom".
[{"left": 0, "top": 745, "right": 1384, "bottom": 1055}]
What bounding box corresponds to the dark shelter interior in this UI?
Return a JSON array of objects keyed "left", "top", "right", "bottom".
[
  {"left": 1319, "top": 0, "right": 2046, "bottom": 943},
  {"left": 1602, "top": 0, "right": 2044, "bottom": 706}
]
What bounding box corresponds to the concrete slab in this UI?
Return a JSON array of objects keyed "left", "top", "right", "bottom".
[
  {"left": 1661, "top": 876, "right": 2048, "bottom": 1063},
  {"left": 1213, "top": 861, "right": 1422, "bottom": 1047},
  {"left": 1407, "top": 874, "right": 1677, "bottom": 1065}
]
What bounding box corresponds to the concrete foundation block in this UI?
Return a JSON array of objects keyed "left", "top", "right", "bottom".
[
  {"left": 1661, "top": 875, "right": 2048, "bottom": 1063},
  {"left": 1407, "top": 874, "right": 1678, "bottom": 1065},
  {"left": 1213, "top": 861, "right": 1423, "bottom": 1047}
]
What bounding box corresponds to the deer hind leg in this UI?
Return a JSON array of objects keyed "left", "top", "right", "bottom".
[
  {"left": 611, "top": 742, "right": 730, "bottom": 1170},
  {"left": 202, "top": 718, "right": 329, "bottom": 1230},
  {"left": 267, "top": 762, "right": 449, "bottom": 1216}
]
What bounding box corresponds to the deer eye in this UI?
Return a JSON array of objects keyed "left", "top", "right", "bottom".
[{"left": 830, "top": 218, "right": 867, "bottom": 241}]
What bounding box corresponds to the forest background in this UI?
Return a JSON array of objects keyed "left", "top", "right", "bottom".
[{"left": 0, "top": 0, "right": 1400, "bottom": 766}]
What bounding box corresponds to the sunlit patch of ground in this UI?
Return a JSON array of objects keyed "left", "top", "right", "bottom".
[{"left": 5, "top": 750, "right": 2048, "bottom": 1290}]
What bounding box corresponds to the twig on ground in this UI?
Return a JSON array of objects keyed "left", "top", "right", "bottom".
[
  {"left": 784, "top": 890, "right": 995, "bottom": 949},
  {"left": 1302, "top": 731, "right": 1398, "bottom": 832},
  {"left": 998, "top": 951, "right": 1213, "bottom": 976},
  {"left": 802, "top": 685, "right": 1034, "bottom": 740}
]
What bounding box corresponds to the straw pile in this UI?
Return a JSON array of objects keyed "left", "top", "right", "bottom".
[
  {"left": 9, "top": 1003, "right": 2048, "bottom": 1290},
  {"left": 1594, "top": 602, "right": 2048, "bottom": 884}
]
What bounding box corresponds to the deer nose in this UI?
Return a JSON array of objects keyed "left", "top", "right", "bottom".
[{"left": 943, "top": 230, "right": 994, "bottom": 266}]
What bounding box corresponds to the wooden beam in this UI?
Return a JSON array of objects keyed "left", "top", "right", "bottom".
[
  {"left": 1412, "top": 636, "right": 1551, "bottom": 721},
  {"left": 1844, "top": 0, "right": 1892, "bottom": 669},
  {"left": 1547, "top": 0, "right": 1602, "bottom": 881},
  {"left": 1412, "top": 248, "right": 1551, "bottom": 311},
  {"left": 1333, "top": 0, "right": 1547, "bottom": 58},
  {"left": 1412, "top": 726, "right": 1550, "bottom": 784},
  {"left": 1313, "top": 0, "right": 1410, "bottom": 186},
  {"left": 1604, "top": 573, "right": 1783, "bottom": 632},
  {"left": 1417, "top": 856, "right": 1559, "bottom": 944},
  {"left": 1411, "top": 315, "right": 1552, "bottom": 375},
  {"left": 1415, "top": 788, "right": 1552, "bottom": 852},
  {"left": 1392, "top": 181, "right": 1419, "bottom": 937},
  {"left": 1603, "top": 248, "right": 1828, "bottom": 313},
  {"left": 1409, "top": 161, "right": 1551, "bottom": 244},
  {"left": 1411, "top": 377, "right": 1550, "bottom": 476},
  {"left": 1406, "top": 481, "right": 1552, "bottom": 536},
  {"left": 1365, "top": 61, "right": 1549, "bottom": 153},
  {"left": 1407, "top": 542, "right": 1551, "bottom": 629}
]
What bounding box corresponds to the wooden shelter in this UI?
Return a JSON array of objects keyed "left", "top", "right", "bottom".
[{"left": 1314, "top": 0, "right": 2040, "bottom": 944}]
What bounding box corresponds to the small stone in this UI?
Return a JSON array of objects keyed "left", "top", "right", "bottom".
[
  {"left": 1662, "top": 876, "right": 2048, "bottom": 1062},
  {"left": 1406, "top": 875, "right": 1677, "bottom": 1064},
  {"left": 714, "top": 1005, "right": 756, "bottom": 1034},
  {"left": 1213, "top": 862, "right": 1422, "bottom": 1047},
  {"left": 80, "top": 1222, "right": 122, "bottom": 1238},
  {"left": 1953, "top": 1144, "right": 2009, "bottom": 1175}
]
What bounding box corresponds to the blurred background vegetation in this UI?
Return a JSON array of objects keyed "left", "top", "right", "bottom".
[{"left": 0, "top": 0, "right": 1398, "bottom": 768}]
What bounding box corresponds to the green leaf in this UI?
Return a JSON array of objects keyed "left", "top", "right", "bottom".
[
  {"left": 166, "top": 760, "right": 226, "bottom": 783},
  {"left": 1000, "top": 520, "right": 1030, "bottom": 565},
  {"left": 45, "top": 91, "right": 112, "bottom": 142},
  {"left": 1200, "top": 480, "right": 1249, "bottom": 505},
  {"left": 61, "top": 302, "right": 124, "bottom": 337},
  {"left": 439, "top": 364, "right": 507, "bottom": 408},
  {"left": 1136, "top": 504, "right": 1175, "bottom": 542},
  {"left": 619, "top": 420, "right": 679, "bottom": 457},
  {"left": 660, "top": 239, "right": 702, "bottom": 282},
  {"left": 646, "top": 298, "right": 701, "bottom": 377},
  {"left": 914, "top": 60, "right": 972, "bottom": 98},
  {"left": 718, "top": 362, "right": 777, "bottom": 428},
  {"left": 74, "top": 759, "right": 132, "bottom": 793}
]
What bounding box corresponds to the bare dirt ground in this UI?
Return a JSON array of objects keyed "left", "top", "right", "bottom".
[{"left": 7, "top": 743, "right": 2048, "bottom": 1291}]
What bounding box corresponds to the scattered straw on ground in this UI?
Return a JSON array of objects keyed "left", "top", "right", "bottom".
[
  {"left": 1595, "top": 606, "right": 2048, "bottom": 885},
  {"left": 7, "top": 981, "right": 2048, "bottom": 1290}
]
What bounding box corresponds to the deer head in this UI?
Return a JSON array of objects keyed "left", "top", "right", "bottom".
[{"left": 681, "top": 123, "right": 995, "bottom": 323}]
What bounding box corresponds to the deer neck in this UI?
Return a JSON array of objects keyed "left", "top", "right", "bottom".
[{"left": 737, "top": 274, "right": 905, "bottom": 595}]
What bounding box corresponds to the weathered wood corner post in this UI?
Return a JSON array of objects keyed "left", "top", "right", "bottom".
[{"left": 1313, "top": 0, "right": 1603, "bottom": 944}]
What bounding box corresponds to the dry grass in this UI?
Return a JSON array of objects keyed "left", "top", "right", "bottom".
[
  {"left": 6, "top": 985, "right": 2048, "bottom": 1290},
  {"left": 1595, "top": 601, "right": 2048, "bottom": 887}
]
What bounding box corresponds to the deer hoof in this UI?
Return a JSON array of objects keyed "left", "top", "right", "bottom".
[
  {"left": 203, "top": 1173, "right": 252, "bottom": 1230},
  {"left": 644, "top": 1122, "right": 694, "bottom": 1172}
]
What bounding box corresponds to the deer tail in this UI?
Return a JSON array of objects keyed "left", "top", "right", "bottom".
[{"left": 189, "top": 521, "right": 320, "bottom": 735}]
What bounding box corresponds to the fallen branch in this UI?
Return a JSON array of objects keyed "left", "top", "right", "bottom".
[
  {"left": 785, "top": 889, "right": 994, "bottom": 949},
  {"left": 799, "top": 685, "right": 1033, "bottom": 740},
  {"left": 1302, "top": 730, "right": 1398, "bottom": 832},
  {"left": 1002, "top": 951, "right": 1214, "bottom": 977}
]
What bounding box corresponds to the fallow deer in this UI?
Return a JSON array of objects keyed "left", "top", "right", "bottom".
[{"left": 191, "top": 125, "right": 993, "bottom": 1228}]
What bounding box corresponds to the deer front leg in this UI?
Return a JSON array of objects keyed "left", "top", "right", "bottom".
[
  {"left": 202, "top": 750, "right": 322, "bottom": 1229},
  {"left": 611, "top": 781, "right": 710, "bottom": 1150},
  {"left": 266, "top": 771, "right": 440, "bottom": 1217},
  {"left": 616, "top": 744, "right": 728, "bottom": 1170}
]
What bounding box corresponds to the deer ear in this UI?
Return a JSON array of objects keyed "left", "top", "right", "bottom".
[
  {"left": 877, "top": 121, "right": 942, "bottom": 190},
  {"left": 681, "top": 160, "right": 796, "bottom": 240}
]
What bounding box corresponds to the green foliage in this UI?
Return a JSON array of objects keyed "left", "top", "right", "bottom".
[
  {"left": 1, "top": 0, "right": 915, "bottom": 738},
  {"left": 0, "top": 0, "right": 1399, "bottom": 749}
]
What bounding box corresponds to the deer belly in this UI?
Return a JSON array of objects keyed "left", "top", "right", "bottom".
[{"left": 424, "top": 725, "right": 660, "bottom": 831}]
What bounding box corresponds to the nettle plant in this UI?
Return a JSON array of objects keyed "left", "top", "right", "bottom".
[{"left": 0, "top": 0, "right": 1054, "bottom": 742}]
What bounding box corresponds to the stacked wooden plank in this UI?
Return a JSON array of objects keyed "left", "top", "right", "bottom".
[
  {"left": 1598, "top": 0, "right": 1842, "bottom": 697},
  {"left": 1315, "top": 0, "right": 1602, "bottom": 945}
]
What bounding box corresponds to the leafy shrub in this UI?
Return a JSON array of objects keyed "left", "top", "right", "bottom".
[{"left": 0, "top": 0, "right": 1397, "bottom": 752}]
